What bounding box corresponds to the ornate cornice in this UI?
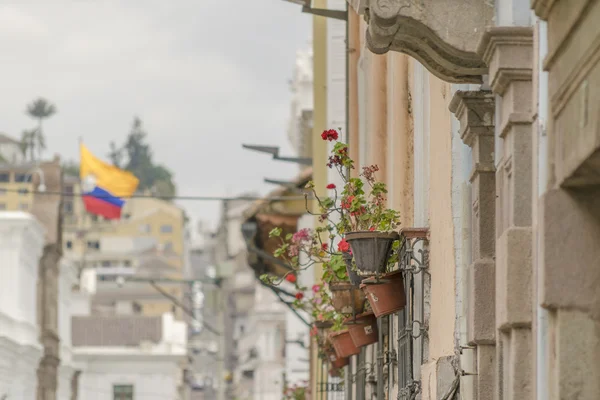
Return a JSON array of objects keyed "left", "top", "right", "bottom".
[
  {"left": 364, "top": 0, "right": 493, "bottom": 83},
  {"left": 477, "top": 26, "right": 534, "bottom": 95},
  {"left": 449, "top": 90, "right": 495, "bottom": 147}
]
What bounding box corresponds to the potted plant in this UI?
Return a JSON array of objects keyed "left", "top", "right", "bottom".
[
  {"left": 307, "top": 134, "right": 402, "bottom": 276},
  {"left": 328, "top": 329, "right": 361, "bottom": 358},
  {"left": 282, "top": 383, "right": 310, "bottom": 400},
  {"left": 263, "top": 224, "right": 366, "bottom": 316},
  {"left": 343, "top": 310, "right": 379, "bottom": 347},
  {"left": 360, "top": 270, "right": 406, "bottom": 317}
]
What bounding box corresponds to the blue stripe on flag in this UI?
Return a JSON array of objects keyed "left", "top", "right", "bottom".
[{"left": 87, "top": 186, "right": 125, "bottom": 208}]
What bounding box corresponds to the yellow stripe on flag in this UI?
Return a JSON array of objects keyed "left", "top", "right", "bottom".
[{"left": 79, "top": 143, "right": 139, "bottom": 198}]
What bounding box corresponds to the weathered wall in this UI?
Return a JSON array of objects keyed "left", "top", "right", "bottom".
[{"left": 33, "top": 159, "right": 64, "bottom": 400}]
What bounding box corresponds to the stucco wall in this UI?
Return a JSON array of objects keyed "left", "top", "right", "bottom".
[
  {"left": 426, "top": 75, "right": 457, "bottom": 361},
  {"left": 77, "top": 360, "right": 180, "bottom": 400}
]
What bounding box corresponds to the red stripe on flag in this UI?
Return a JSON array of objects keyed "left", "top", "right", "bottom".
[{"left": 83, "top": 196, "right": 122, "bottom": 220}]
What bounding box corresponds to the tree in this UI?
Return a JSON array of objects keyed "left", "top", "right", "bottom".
[
  {"left": 109, "top": 117, "right": 177, "bottom": 200},
  {"left": 20, "top": 129, "right": 37, "bottom": 160},
  {"left": 26, "top": 98, "right": 56, "bottom": 161},
  {"left": 62, "top": 160, "right": 80, "bottom": 177}
]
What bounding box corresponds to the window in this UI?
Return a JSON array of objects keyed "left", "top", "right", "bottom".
[
  {"left": 0, "top": 188, "right": 6, "bottom": 195},
  {"left": 139, "top": 224, "right": 151, "bottom": 233},
  {"left": 65, "top": 241, "right": 73, "bottom": 250},
  {"left": 163, "top": 241, "right": 173, "bottom": 251},
  {"left": 113, "top": 384, "right": 134, "bottom": 400},
  {"left": 18, "top": 202, "right": 29, "bottom": 211},
  {"left": 101, "top": 260, "right": 111, "bottom": 267},
  {"left": 160, "top": 224, "right": 173, "bottom": 233},
  {"left": 14, "top": 173, "right": 31, "bottom": 183},
  {"left": 18, "top": 188, "right": 29, "bottom": 195},
  {"left": 124, "top": 260, "right": 132, "bottom": 267},
  {"left": 87, "top": 240, "right": 100, "bottom": 250},
  {"left": 0, "top": 173, "right": 9, "bottom": 183},
  {"left": 64, "top": 185, "right": 74, "bottom": 194},
  {"left": 63, "top": 201, "right": 73, "bottom": 214}
]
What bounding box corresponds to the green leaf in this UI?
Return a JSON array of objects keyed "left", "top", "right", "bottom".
[
  {"left": 269, "top": 227, "right": 282, "bottom": 238},
  {"left": 285, "top": 233, "right": 293, "bottom": 240}
]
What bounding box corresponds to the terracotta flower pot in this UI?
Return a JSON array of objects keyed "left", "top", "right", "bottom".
[
  {"left": 343, "top": 252, "right": 363, "bottom": 287},
  {"left": 329, "top": 330, "right": 360, "bottom": 358},
  {"left": 329, "top": 367, "right": 342, "bottom": 378},
  {"left": 324, "top": 347, "right": 349, "bottom": 369},
  {"left": 360, "top": 270, "right": 406, "bottom": 317},
  {"left": 345, "top": 231, "right": 400, "bottom": 275},
  {"left": 330, "top": 281, "right": 367, "bottom": 315},
  {"left": 343, "top": 311, "right": 378, "bottom": 347}
]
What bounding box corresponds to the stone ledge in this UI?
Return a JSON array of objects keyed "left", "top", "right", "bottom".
[{"left": 365, "top": 0, "right": 492, "bottom": 83}]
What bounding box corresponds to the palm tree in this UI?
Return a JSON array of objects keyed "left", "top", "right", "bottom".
[
  {"left": 20, "top": 129, "right": 37, "bottom": 161},
  {"left": 26, "top": 98, "right": 56, "bottom": 160}
]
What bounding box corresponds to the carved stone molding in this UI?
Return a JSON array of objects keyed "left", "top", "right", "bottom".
[
  {"left": 364, "top": 0, "right": 493, "bottom": 83},
  {"left": 530, "top": 0, "right": 556, "bottom": 19},
  {"left": 478, "top": 26, "right": 534, "bottom": 95}
]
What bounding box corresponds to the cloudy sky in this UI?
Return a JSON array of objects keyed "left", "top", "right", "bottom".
[{"left": 0, "top": 1, "right": 311, "bottom": 229}]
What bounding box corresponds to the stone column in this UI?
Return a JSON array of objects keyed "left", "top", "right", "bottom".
[
  {"left": 478, "top": 27, "right": 534, "bottom": 400},
  {"left": 449, "top": 90, "right": 496, "bottom": 400}
]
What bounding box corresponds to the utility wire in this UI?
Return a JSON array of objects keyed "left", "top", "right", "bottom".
[
  {"left": 1, "top": 187, "right": 314, "bottom": 202},
  {"left": 149, "top": 280, "right": 222, "bottom": 336}
]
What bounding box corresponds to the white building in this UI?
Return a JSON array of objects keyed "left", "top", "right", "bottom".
[
  {"left": 0, "top": 133, "right": 25, "bottom": 164},
  {"left": 0, "top": 212, "right": 45, "bottom": 400},
  {"left": 72, "top": 270, "right": 188, "bottom": 400},
  {"left": 287, "top": 47, "right": 314, "bottom": 165},
  {"left": 57, "top": 259, "right": 78, "bottom": 400}
]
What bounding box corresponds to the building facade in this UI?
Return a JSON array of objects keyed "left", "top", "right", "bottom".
[
  {"left": 0, "top": 213, "right": 45, "bottom": 400},
  {"left": 276, "top": 0, "right": 600, "bottom": 399}
]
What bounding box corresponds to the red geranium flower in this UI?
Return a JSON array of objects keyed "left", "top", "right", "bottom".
[
  {"left": 295, "top": 292, "right": 304, "bottom": 300},
  {"left": 321, "top": 243, "right": 328, "bottom": 251},
  {"left": 341, "top": 196, "right": 354, "bottom": 210},
  {"left": 326, "top": 183, "right": 336, "bottom": 189},
  {"left": 338, "top": 239, "right": 350, "bottom": 253},
  {"left": 321, "top": 129, "right": 339, "bottom": 141},
  {"left": 285, "top": 274, "right": 297, "bottom": 283}
]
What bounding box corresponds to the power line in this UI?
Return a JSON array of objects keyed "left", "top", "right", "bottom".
[{"left": 0, "top": 187, "right": 314, "bottom": 202}]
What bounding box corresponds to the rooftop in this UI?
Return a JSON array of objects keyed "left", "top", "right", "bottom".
[{"left": 72, "top": 315, "right": 162, "bottom": 346}]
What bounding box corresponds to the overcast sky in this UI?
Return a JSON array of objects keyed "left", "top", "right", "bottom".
[{"left": 0, "top": 1, "right": 311, "bottom": 230}]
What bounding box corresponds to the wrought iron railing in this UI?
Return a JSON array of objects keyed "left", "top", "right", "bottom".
[{"left": 397, "top": 228, "right": 429, "bottom": 400}]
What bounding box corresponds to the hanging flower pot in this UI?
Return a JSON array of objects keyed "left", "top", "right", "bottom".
[
  {"left": 330, "top": 281, "right": 367, "bottom": 315},
  {"left": 329, "top": 367, "right": 342, "bottom": 378},
  {"left": 345, "top": 231, "right": 400, "bottom": 275},
  {"left": 329, "top": 330, "right": 360, "bottom": 358},
  {"left": 343, "top": 252, "right": 363, "bottom": 287},
  {"left": 324, "top": 346, "right": 349, "bottom": 369},
  {"left": 360, "top": 270, "right": 406, "bottom": 317},
  {"left": 343, "top": 311, "right": 378, "bottom": 348}
]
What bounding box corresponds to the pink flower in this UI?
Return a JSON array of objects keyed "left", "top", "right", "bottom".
[
  {"left": 292, "top": 228, "right": 311, "bottom": 243},
  {"left": 312, "top": 284, "right": 321, "bottom": 293}
]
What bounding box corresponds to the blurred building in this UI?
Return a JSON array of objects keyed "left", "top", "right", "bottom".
[
  {"left": 0, "top": 132, "right": 26, "bottom": 164},
  {"left": 0, "top": 157, "right": 72, "bottom": 400},
  {"left": 71, "top": 277, "right": 187, "bottom": 400},
  {"left": 62, "top": 175, "right": 187, "bottom": 317}
]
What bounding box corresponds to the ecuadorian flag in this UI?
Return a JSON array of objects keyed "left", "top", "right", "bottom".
[{"left": 79, "top": 143, "right": 139, "bottom": 220}]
